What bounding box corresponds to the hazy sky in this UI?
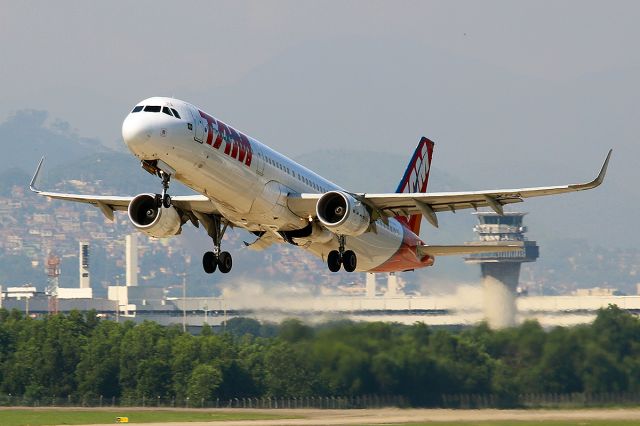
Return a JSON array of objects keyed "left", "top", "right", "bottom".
[{"left": 2, "top": 1, "right": 639, "bottom": 246}]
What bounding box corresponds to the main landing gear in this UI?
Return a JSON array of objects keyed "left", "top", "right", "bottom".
[
  {"left": 202, "top": 215, "right": 233, "bottom": 274},
  {"left": 327, "top": 235, "right": 357, "bottom": 273}
]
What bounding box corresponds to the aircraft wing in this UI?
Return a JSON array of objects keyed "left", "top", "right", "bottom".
[
  {"left": 287, "top": 150, "right": 611, "bottom": 228},
  {"left": 29, "top": 158, "right": 218, "bottom": 221}
]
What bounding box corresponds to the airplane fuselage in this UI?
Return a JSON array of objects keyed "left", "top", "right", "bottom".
[{"left": 122, "top": 97, "right": 433, "bottom": 272}]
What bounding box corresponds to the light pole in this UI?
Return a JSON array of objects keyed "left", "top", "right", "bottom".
[{"left": 182, "top": 274, "right": 186, "bottom": 333}]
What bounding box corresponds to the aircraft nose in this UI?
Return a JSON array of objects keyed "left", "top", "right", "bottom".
[{"left": 122, "top": 114, "right": 153, "bottom": 155}]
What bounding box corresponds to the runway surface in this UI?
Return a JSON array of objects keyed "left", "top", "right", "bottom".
[{"left": 64, "top": 407, "right": 640, "bottom": 425}]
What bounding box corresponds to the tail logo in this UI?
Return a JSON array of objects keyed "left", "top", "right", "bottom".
[
  {"left": 394, "top": 137, "right": 435, "bottom": 237},
  {"left": 396, "top": 137, "right": 434, "bottom": 195}
]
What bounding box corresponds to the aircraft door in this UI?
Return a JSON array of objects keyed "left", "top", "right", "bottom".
[
  {"left": 187, "top": 106, "right": 206, "bottom": 143},
  {"left": 253, "top": 144, "right": 266, "bottom": 176}
]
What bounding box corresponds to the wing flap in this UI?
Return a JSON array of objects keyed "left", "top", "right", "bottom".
[{"left": 243, "top": 231, "right": 280, "bottom": 251}]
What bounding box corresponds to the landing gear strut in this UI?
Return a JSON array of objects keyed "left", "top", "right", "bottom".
[
  {"left": 327, "top": 235, "right": 357, "bottom": 273},
  {"left": 202, "top": 216, "right": 233, "bottom": 274},
  {"left": 158, "top": 171, "right": 171, "bottom": 208}
]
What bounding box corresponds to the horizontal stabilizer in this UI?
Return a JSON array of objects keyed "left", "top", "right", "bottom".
[{"left": 417, "top": 243, "right": 523, "bottom": 257}]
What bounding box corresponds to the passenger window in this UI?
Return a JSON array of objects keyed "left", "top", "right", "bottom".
[
  {"left": 131, "top": 106, "right": 143, "bottom": 113},
  {"left": 144, "top": 106, "right": 161, "bottom": 112},
  {"left": 162, "top": 107, "right": 173, "bottom": 116},
  {"left": 170, "top": 108, "right": 181, "bottom": 119}
]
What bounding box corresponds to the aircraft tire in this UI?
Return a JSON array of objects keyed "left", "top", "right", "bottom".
[
  {"left": 327, "top": 250, "right": 342, "bottom": 272},
  {"left": 162, "top": 194, "right": 172, "bottom": 208},
  {"left": 218, "top": 251, "right": 233, "bottom": 273},
  {"left": 203, "top": 251, "right": 217, "bottom": 274},
  {"left": 342, "top": 250, "right": 357, "bottom": 272}
]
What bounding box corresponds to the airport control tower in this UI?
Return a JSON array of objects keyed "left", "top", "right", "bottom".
[{"left": 465, "top": 212, "right": 539, "bottom": 328}]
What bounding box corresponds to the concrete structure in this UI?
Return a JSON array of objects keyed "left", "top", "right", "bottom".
[
  {"left": 1, "top": 294, "right": 117, "bottom": 314},
  {"left": 575, "top": 287, "right": 624, "bottom": 296},
  {"left": 162, "top": 292, "right": 640, "bottom": 328},
  {"left": 108, "top": 285, "right": 165, "bottom": 306},
  {"left": 4, "top": 286, "right": 37, "bottom": 299},
  {"left": 57, "top": 288, "right": 93, "bottom": 299},
  {"left": 365, "top": 273, "right": 376, "bottom": 297},
  {"left": 386, "top": 273, "right": 400, "bottom": 297},
  {"left": 125, "top": 234, "right": 138, "bottom": 287},
  {"left": 465, "top": 212, "right": 539, "bottom": 328},
  {"left": 79, "top": 241, "right": 90, "bottom": 289}
]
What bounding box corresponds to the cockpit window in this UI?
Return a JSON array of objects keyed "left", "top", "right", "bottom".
[
  {"left": 131, "top": 105, "right": 143, "bottom": 113},
  {"left": 144, "top": 105, "right": 161, "bottom": 112},
  {"left": 170, "top": 108, "right": 181, "bottom": 119},
  {"left": 162, "top": 107, "right": 173, "bottom": 116}
]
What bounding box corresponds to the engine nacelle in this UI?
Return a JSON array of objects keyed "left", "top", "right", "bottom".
[
  {"left": 128, "top": 194, "right": 182, "bottom": 238},
  {"left": 316, "top": 191, "right": 370, "bottom": 236}
]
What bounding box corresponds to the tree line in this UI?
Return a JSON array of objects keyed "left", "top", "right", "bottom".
[{"left": 0, "top": 305, "right": 638, "bottom": 407}]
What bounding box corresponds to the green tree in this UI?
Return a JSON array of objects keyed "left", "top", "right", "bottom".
[
  {"left": 76, "top": 320, "right": 124, "bottom": 398},
  {"left": 136, "top": 358, "right": 171, "bottom": 398},
  {"left": 170, "top": 333, "right": 200, "bottom": 398},
  {"left": 278, "top": 318, "right": 314, "bottom": 343},
  {"left": 534, "top": 327, "right": 583, "bottom": 393},
  {"left": 187, "top": 364, "right": 223, "bottom": 402},
  {"left": 264, "top": 341, "right": 319, "bottom": 396},
  {"left": 119, "top": 321, "right": 168, "bottom": 396},
  {"left": 581, "top": 342, "right": 627, "bottom": 393}
]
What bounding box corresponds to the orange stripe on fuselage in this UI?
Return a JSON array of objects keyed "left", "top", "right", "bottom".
[{"left": 369, "top": 222, "right": 434, "bottom": 272}]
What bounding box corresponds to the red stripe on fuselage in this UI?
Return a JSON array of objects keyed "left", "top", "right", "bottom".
[{"left": 369, "top": 222, "right": 434, "bottom": 272}]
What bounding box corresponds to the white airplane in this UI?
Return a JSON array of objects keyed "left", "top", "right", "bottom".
[{"left": 30, "top": 97, "right": 611, "bottom": 275}]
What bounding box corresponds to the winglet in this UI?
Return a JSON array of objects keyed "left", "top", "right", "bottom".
[
  {"left": 570, "top": 149, "right": 612, "bottom": 191},
  {"left": 29, "top": 157, "right": 45, "bottom": 193}
]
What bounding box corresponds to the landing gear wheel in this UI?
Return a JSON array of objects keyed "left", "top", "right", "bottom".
[
  {"left": 202, "top": 215, "right": 231, "bottom": 276},
  {"left": 218, "top": 251, "right": 233, "bottom": 273},
  {"left": 342, "top": 250, "right": 357, "bottom": 272},
  {"left": 162, "top": 194, "right": 172, "bottom": 208},
  {"left": 203, "top": 251, "right": 217, "bottom": 274},
  {"left": 328, "top": 250, "right": 342, "bottom": 272}
]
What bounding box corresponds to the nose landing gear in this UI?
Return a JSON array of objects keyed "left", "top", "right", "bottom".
[
  {"left": 327, "top": 235, "right": 357, "bottom": 273},
  {"left": 202, "top": 215, "right": 233, "bottom": 274},
  {"left": 141, "top": 161, "right": 172, "bottom": 208},
  {"left": 158, "top": 171, "right": 171, "bottom": 208}
]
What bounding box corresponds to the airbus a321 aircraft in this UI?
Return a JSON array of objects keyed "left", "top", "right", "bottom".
[{"left": 30, "top": 97, "right": 611, "bottom": 275}]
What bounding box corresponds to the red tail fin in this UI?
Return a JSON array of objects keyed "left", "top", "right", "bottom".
[{"left": 395, "top": 137, "right": 435, "bottom": 235}]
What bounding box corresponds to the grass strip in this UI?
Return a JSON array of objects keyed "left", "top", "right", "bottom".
[{"left": 0, "top": 409, "right": 295, "bottom": 426}]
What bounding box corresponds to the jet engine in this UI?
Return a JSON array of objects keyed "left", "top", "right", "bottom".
[
  {"left": 316, "top": 191, "right": 370, "bottom": 236},
  {"left": 282, "top": 221, "right": 335, "bottom": 246},
  {"left": 128, "top": 193, "right": 182, "bottom": 238}
]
